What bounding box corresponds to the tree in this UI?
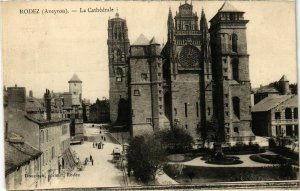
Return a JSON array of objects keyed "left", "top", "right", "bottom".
[
  {"left": 158, "top": 125, "right": 194, "bottom": 153},
  {"left": 89, "top": 98, "right": 110, "bottom": 123},
  {"left": 197, "top": 117, "right": 218, "bottom": 148},
  {"left": 127, "top": 134, "right": 167, "bottom": 183}
]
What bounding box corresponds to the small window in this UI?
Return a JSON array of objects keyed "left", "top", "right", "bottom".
[
  {"left": 73, "top": 92, "right": 77, "bottom": 95},
  {"left": 141, "top": 73, "right": 148, "bottom": 81},
  {"left": 146, "top": 118, "right": 152, "bottom": 123},
  {"left": 116, "top": 77, "right": 122, "bottom": 82},
  {"left": 158, "top": 73, "right": 161, "bottom": 77},
  {"left": 226, "top": 112, "right": 229, "bottom": 116},
  {"left": 184, "top": 103, "right": 188, "bottom": 117},
  {"left": 159, "top": 97, "right": 162, "bottom": 101},
  {"left": 185, "top": 125, "right": 188, "bottom": 129},
  {"left": 158, "top": 63, "right": 161, "bottom": 67},
  {"left": 208, "top": 107, "right": 211, "bottom": 116},
  {"left": 159, "top": 105, "right": 162, "bottom": 109},
  {"left": 134, "top": 90, "right": 140, "bottom": 96},
  {"left": 294, "top": 108, "right": 298, "bottom": 119},
  {"left": 225, "top": 103, "right": 228, "bottom": 107},
  {"left": 159, "top": 90, "right": 162, "bottom": 94},
  {"left": 275, "top": 112, "right": 281, "bottom": 120},
  {"left": 234, "top": 127, "right": 239, "bottom": 133},
  {"left": 225, "top": 94, "right": 228, "bottom": 98},
  {"left": 285, "top": 108, "right": 292, "bottom": 119}
]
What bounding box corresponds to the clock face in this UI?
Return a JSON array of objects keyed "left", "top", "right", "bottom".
[{"left": 179, "top": 45, "right": 200, "bottom": 68}]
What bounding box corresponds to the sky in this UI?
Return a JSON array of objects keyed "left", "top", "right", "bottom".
[{"left": 2, "top": 0, "right": 297, "bottom": 103}]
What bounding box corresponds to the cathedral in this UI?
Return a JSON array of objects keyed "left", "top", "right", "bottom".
[{"left": 107, "top": 1, "right": 255, "bottom": 143}]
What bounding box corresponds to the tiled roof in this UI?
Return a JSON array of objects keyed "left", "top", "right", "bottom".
[
  {"left": 68, "top": 74, "right": 82, "bottom": 83},
  {"left": 252, "top": 95, "right": 292, "bottom": 112},
  {"left": 218, "top": 1, "right": 243, "bottom": 13},
  {"left": 25, "top": 114, "right": 69, "bottom": 127},
  {"left": 5, "top": 134, "right": 41, "bottom": 175},
  {"left": 284, "top": 95, "right": 298, "bottom": 107},
  {"left": 26, "top": 97, "right": 45, "bottom": 112},
  {"left": 254, "top": 85, "right": 279, "bottom": 94},
  {"left": 132, "top": 34, "right": 149, "bottom": 46}
]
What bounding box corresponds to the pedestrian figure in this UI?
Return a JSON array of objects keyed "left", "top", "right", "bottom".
[
  {"left": 104, "top": 137, "right": 106, "bottom": 141},
  {"left": 95, "top": 142, "right": 98, "bottom": 147},
  {"left": 102, "top": 143, "right": 104, "bottom": 149},
  {"left": 100, "top": 131, "right": 102, "bottom": 134},
  {"left": 91, "top": 159, "right": 94, "bottom": 166},
  {"left": 98, "top": 143, "right": 101, "bottom": 149},
  {"left": 93, "top": 142, "right": 95, "bottom": 148},
  {"left": 90, "top": 155, "right": 93, "bottom": 161}
]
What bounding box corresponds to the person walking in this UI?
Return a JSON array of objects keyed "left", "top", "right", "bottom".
[
  {"left": 91, "top": 159, "right": 94, "bottom": 166},
  {"left": 90, "top": 155, "right": 93, "bottom": 161},
  {"left": 104, "top": 137, "right": 106, "bottom": 141}
]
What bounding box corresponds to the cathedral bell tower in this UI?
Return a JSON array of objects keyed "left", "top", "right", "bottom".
[
  {"left": 209, "top": 1, "right": 254, "bottom": 142},
  {"left": 107, "top": 12, "right": 130, "bottom": 125}
]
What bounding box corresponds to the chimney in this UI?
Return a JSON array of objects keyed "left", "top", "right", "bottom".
[
  {"left": 44, "top": 89, "right": 52, "bottom": 121},
  {"left": 29, "top": 90, "right": 33, "bottom": 97}
]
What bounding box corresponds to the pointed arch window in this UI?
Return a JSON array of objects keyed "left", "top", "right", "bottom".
[
  {"left": 232, "top": 34, "right": 238, "bottom": 52},
  {"left": 232, "top": 97, "right": 240, "bottom": 119}
]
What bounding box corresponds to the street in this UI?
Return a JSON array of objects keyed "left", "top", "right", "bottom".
[{"left": 50, "top": 124, "right": 126, "bottom": 188}]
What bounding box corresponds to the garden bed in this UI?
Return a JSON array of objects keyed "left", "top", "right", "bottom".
[
  {"left": 250, "top": 154, "right": 298, "bottom": 165},
  {"left": 201, "top": 155, "right": 243, "bottom": 165},
  {"left": 164, "top": 165, "right": 298, "bottom": 184}
]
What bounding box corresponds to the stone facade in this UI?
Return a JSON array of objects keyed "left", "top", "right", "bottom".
[
  {"left": 209, "top": 2, "right": 254, "bottom": 142},
  {"left": 107, "top": 12, "right": 130, "bottom": 125},
  {"left": 108, "top": 1, "right": 255, "bottom": 142}
]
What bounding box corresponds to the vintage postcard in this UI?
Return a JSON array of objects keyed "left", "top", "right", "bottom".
[{"left": 1, "top": 0, "right": 299, "bottom": 190}]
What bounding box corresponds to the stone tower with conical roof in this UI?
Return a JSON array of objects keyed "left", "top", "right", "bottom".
[
  {"left": 68, "top": 73, "right": 82, "bottom": 105},
  {"left": 108, "top": 12, "right": 130, "bottom": 125},
  {"left": 279, "top": 75, "right": 290, "bottom": 95},
  {"left": 209, "top": 1, "right": 254, "bottom": 142}
]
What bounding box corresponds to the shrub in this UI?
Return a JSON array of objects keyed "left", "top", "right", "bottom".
[
  {"left": 250, "top": 154, "right": 270, "bottom": 163},
  {"left": 269, "top": 138, "right": 277, "bottom": 148},
  {"left": 279, "top": 163, "right": 297, "bottom": 180}
]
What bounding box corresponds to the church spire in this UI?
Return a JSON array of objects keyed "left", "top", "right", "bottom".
[
  {"left": 168, "top": 8, "right": 174, "bottom": 26},
  {"left": 200, "top": 8, "right": 208, "bottom": 32},
  {"left": 168, "top": 8, "right": 174, "bottom": 31}
]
